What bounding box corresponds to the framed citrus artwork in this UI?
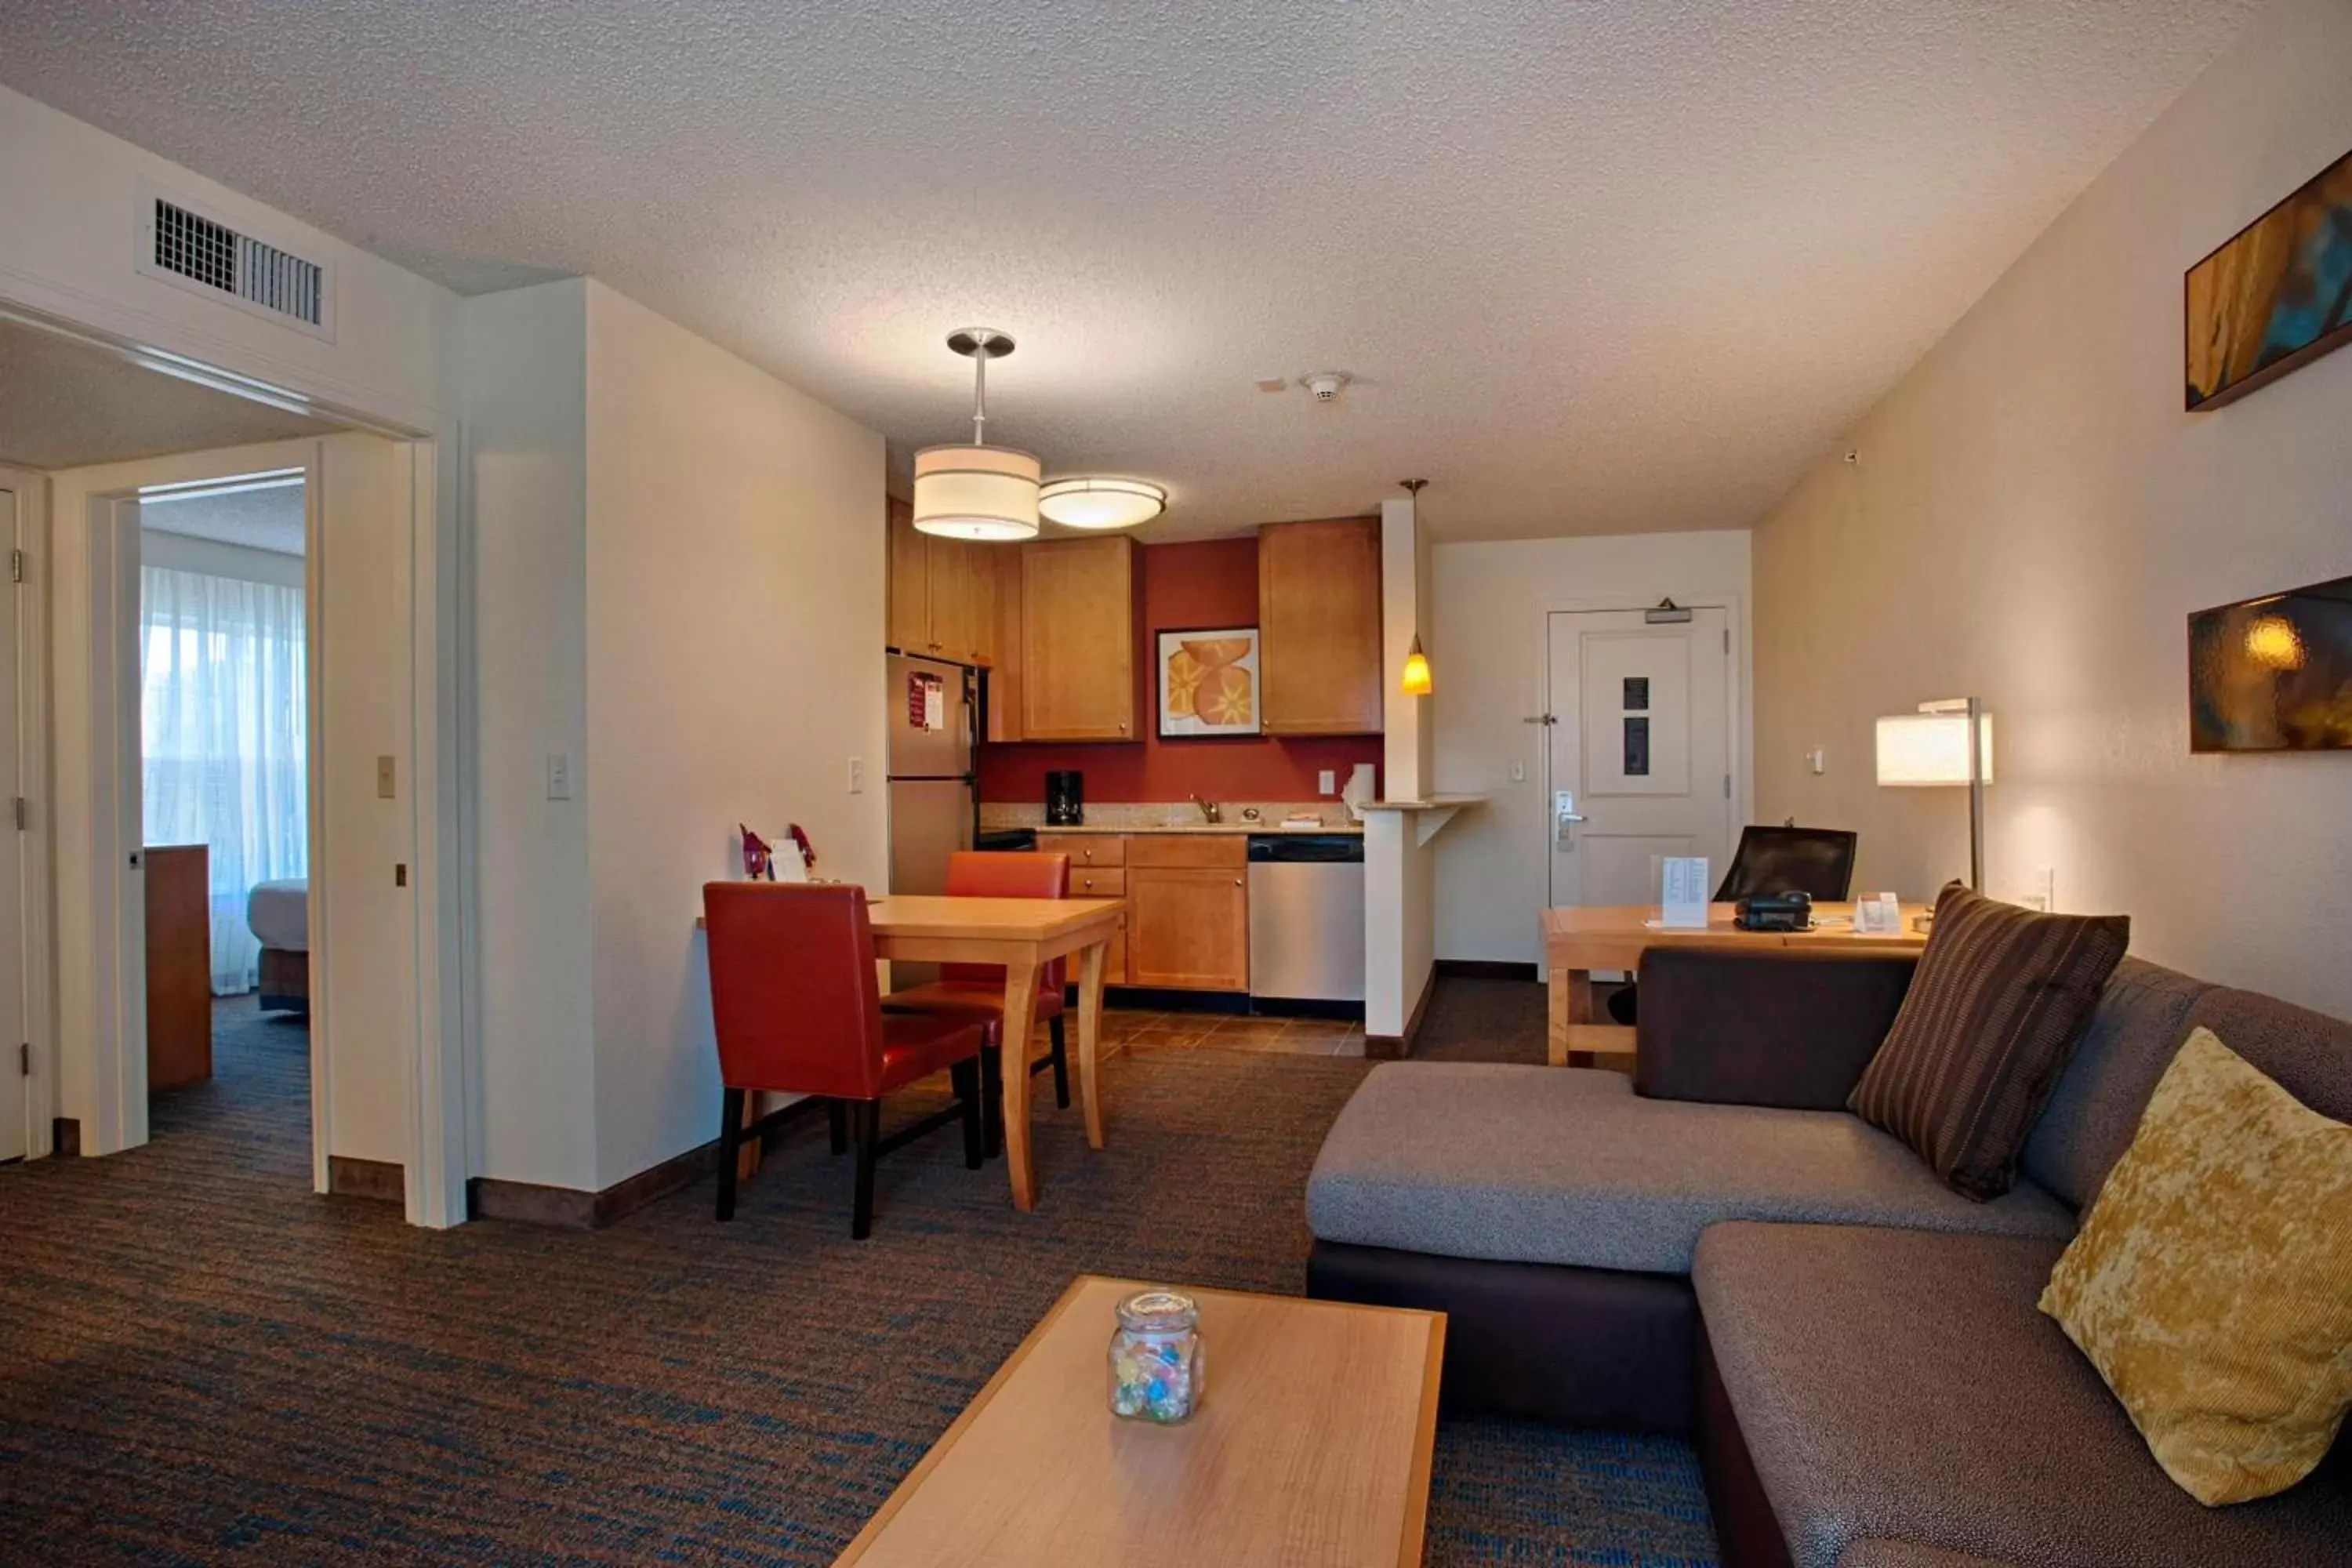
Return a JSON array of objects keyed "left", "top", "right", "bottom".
[{"left": 1158, "top": 626, "right": 1261, "bottom": 737}]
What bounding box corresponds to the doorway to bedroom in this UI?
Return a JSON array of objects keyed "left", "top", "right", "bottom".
[{"left": 136, "top": 469, "right": 314, "bottom": 1139}]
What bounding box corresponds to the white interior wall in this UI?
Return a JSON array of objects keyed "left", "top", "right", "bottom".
[
  {"left": 0, "top": 85, "right": 456, "bottom": 435},
  {"left": 1432, "top": 530, "right": 1753, "bottom": 965},
  {"left": 583, "top": 281, "right": 887, "bottom": 1189},
  {"left": 1752, "top": 0, "right": 2352, "bottom": 1017},
  {"left": 459, "top": 279, "right": 596, "bottom": 1191}
]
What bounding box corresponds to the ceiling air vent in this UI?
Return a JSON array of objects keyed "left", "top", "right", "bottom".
[{"left": 138, "top": 188, "right": 335, "bottom": 340}]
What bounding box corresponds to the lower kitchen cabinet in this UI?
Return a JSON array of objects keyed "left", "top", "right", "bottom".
[{"left": 1125, "top": 837, "right": 1249, "bottom": 991}]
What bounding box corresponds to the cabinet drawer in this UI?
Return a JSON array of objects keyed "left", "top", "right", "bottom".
[
  {"left": 1065, "top": 867, "right": 1127, "bottom": 898},
  {"left": 1036, "top": 833, "right": 1127, "bottom": 866},
  {"left": 1128, "top": 833, "right": 1247, "bottom": 869}
]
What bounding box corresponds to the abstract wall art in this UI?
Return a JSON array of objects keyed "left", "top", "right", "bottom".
[
  {"left": 2189, "top": 575, "right": 2352, "bottom": 753},
  {"left": 2186, "top": 146, "right": 2352, "bottom": 410}
]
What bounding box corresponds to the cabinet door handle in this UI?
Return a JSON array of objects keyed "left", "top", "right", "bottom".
[{"left": 1233, "top": 877, "right": 1243, "bottom": 886}]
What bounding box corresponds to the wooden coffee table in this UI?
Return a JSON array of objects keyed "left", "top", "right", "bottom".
[{"left": 834, "top": 1275, "right": 1447, "bottom": 1567}]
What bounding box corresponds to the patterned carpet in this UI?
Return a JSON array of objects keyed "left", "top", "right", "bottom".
[{"left": 0, "top": 988, "right": 1717, "bottom": 1566}]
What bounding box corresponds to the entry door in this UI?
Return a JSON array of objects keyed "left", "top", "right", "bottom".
[
  {"left": 0, "top": 479, "right": 24, "bottom": 1160},
  {"left": 1546, "top": 607, "right": 1734, "bottom": 911}
]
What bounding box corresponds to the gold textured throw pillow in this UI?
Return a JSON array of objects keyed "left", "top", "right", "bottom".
[{"left": 2038, "top": 1027, "right": 2352, "bottom": 1505}]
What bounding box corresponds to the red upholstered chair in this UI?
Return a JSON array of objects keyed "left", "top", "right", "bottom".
[
  {"left": 703, "top": 881, "right": 986, "bottom": 1237},
  {"left": 884, "top": 851, "right": 1074, "bottom": 1141}
]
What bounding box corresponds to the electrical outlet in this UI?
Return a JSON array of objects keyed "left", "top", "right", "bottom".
[
  {"left": 848, "top": 756, "right": 865, "bottom": 794},
  {"left": 1807, "top": 746, "right": 1827, "bottom": 775},
  {"left": 1510, "top": 758, "right": 1526, "bottom": 782},
  {"left": 1317, "top": 770, "right": 1336, "bottom": 795},
  {"left": 545, "top": 751, "right": 573, "bottom": 800}
]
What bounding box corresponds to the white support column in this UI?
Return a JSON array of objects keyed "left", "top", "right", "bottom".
[{"left": 1365, "top": 494, "right": 1436, "bottom": 1046}]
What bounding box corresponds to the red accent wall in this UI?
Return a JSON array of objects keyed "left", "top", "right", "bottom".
[{"left": 975, "top": 536, "right": 1382, "bottom": 804}]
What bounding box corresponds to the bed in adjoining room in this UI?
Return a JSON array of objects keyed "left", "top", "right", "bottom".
[{"left": 246, "top": 879, "right": 309, "bottom": 1014}]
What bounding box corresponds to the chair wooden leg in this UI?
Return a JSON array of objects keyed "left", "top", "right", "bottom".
[
  {"left": 981, "top": 1047, "right": 1004, "bottom": 1159},
  {"left": 851, "top": 1099, "right": 880, "bottom": 1240},
  {"left": 828, "top": 1098, "right": 848, "bottom": 1156},
  {"left": 1048, "top": 1014, "right": 1070, "bottom": 1109},
  {"left": 715, "top": 1087, "right": 745, "bottom": 1222},
  {"left": 953, "top": 1058, "right": 985, "bottom": 1170}
]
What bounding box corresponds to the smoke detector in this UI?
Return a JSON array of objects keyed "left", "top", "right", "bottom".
[{"left": 1302, "top": 371, "right": 1350, "bottom": 402}]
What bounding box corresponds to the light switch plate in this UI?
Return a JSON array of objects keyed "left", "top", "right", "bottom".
[
  {"left": 546, "top": 751, "right": 573, "bottom": 800},
  {"left": 848, "top": 756, "right": 865, "bottom": 794},
  {"left": 1318, "top": 770, "right": 1336, "bottom": 795},
  {"left": 1510, "top": 758, "right": 1526, "bottom": 782},
  {"left": 1806, "top": 746, "right": 1827, "bottom": 775},
  {"left": 376, "top": 755, "right": 396, "bottom": 799}
]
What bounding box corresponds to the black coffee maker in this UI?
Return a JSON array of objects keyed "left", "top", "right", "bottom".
[{"left": 1045, "top": 770, "right": 1083, "bottom": 826}]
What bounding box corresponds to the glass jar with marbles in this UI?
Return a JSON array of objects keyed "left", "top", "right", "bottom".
[{"left": 1107, "top": 1288, "right": 1203, "bottom": 1424}]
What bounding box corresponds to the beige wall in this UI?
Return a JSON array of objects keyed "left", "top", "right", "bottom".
[
  {"left": 1753, "top": 0, "right": 2352, "bottom": 1015},
  {"left": 1432, "top": 530, "right": 1752, "bottom": 964},
  {"left": 582, "top": 282, "right": 887, "bottom": 1188},
  {"left": 460, "top": 279, "right": 597, "bottom": 1191}
]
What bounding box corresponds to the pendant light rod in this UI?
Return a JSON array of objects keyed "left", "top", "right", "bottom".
[{"left": 948, "top": 326, "right": 1013, "bottom": 447}]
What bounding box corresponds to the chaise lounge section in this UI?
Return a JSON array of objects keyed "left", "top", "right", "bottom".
[{"left": 1305, "top": 946, "right": 2352, "bottom": 1566}]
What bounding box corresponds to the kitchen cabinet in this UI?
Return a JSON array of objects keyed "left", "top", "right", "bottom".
[
  {"left": 887, "top": 496, "right": 998, "bottom": 666},
  {"left": 1037, "top": 833, "right": 1127, "bottom": 983},
  {"left": 1020, "top": 536, "right": 1137, "bottom": 740},
  {"left": 1258, "top": 517, "right": 1383, "bottom": 735},
  {"left": 1126, "top": 836, "right": 1249, "bottom": 992},
  {"left": 985, "top": 545, "right": 1025, "bottom": 742}
]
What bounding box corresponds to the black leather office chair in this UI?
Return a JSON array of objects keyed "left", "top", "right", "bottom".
[{"left": 1606, "top": 826, "right": 1860, "bottom": 1026}]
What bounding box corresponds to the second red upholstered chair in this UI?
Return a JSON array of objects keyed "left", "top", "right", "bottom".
[
  {"left": 884, "top": 851, "right": 1074, "bottom": 1150},
  {"left": 702, "top": 880, "right": 988, "bottom": 1238}
]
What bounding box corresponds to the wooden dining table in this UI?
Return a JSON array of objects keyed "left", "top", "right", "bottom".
[
  {"left": 705, "top": 891, "right": 1127, "bottom": 1211},
  {"left": 866, "top": 894, "right": 1124, "bottom": 1210},
  {"left": 1541, "top": 901, "right": 1931, "bottom": 1067}
]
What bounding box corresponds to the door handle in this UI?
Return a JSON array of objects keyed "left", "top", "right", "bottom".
[{"left": 1554, "top": 790, "right": 1586, "bottom": 849}]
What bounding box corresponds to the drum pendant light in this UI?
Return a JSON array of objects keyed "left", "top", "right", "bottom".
[{"left": 912, "top": 328, "right": 1040, "bottom": 542}]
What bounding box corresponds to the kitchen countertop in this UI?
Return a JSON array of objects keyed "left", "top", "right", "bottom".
[{"left": 1030, "top": 821, "right": 1363, "bottom": 836}]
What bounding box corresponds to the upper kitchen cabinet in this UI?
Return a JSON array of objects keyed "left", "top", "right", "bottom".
[
  {"left": 886, "top": 496, "right": 997, "bottom": 666},
  {"left": 1258, "top": 517, "right": 1383, "bottom": 735},
  {"left": 1021, "top": 535, "right": 1137, "bottom": 740}
]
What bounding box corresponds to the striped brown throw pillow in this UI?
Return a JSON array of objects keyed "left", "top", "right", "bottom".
[{"left": 1850, "top": 882, "right": 2129, "bottom": 1200}]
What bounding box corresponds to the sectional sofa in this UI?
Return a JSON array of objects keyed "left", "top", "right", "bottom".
[{"left": 1305, "top": 946, "right": 2352, "bottom": 1568}]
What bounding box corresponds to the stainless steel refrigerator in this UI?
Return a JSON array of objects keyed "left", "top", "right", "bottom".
[{"left": 886, "top": 652, "right": 977, "bottom": 896}]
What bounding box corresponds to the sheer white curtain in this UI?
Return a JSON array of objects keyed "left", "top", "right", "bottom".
[{"left": 140, "top": 564, "right": 308, "bottom": 994}]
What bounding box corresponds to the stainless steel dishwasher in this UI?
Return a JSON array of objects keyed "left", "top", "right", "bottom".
[{"left": 1247, "top": 834, "right": 1367, "bottom": 1003}]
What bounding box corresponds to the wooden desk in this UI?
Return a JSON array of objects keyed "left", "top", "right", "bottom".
[
  {"left": 835, "top": 1275, "right": 1445, "bottom": 1568},
  {"left": 1542, "top": 902, "right": 1929, "bottom": 1067},
  {"left": 702, "top": 892, "right": 1124, "bottom": 1212}
]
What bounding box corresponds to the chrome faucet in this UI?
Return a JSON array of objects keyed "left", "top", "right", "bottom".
[{"left": 1189, "top": 793, "right": 1221, "bottom": 824}]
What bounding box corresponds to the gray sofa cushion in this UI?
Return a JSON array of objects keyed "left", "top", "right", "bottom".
[
  {"left": 2184, "top": 983, "right": 2352, "bottom": 1124},
  {"left": 2017, "top": 958, "right": 2209, "bottom": 1210},
  {"left": 1694, "top": 1221, "right": 2352, "bottom": 1568},
  {"left": 1305, "top": 1063, "right": 2074, "bottom": 1275}
]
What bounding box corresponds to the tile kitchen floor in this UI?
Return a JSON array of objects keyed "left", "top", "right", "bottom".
[{"left": 1094, "top": 1007, "right": 1364, "bottom": 1058}]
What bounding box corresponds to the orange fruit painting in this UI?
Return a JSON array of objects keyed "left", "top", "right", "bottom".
[
  {"left": 1160, "top": 630, "right": 1260, "bottom": 733},
  {"left": 1195, "top": 665, "right": 1254, "bottom": 728}
]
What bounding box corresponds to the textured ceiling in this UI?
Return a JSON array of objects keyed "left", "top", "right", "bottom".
[
  {"left": 0, "top": 320, "right": 338, "bottom": 470},
  {"left": 0, "top": 2, "right": 2256, "bottom": 539},
  {"left": 141, "top": 482, "right": 307, "bottom": 557}
]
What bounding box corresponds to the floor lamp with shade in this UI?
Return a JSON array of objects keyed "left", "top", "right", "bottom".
[{"left": 1875, "top": 699, "right": 1993, "bottom": 891}]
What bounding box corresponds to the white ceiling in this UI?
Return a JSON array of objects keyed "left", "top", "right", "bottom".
[
  {"left": 0, "top": 2, "right": 2256, "bottom": 540},
  {"left": 0, "top": 320, "right": 339, "bottom": 471},
  {"left": 141, "top": 481, "right": 307, "bottom": 557}
]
